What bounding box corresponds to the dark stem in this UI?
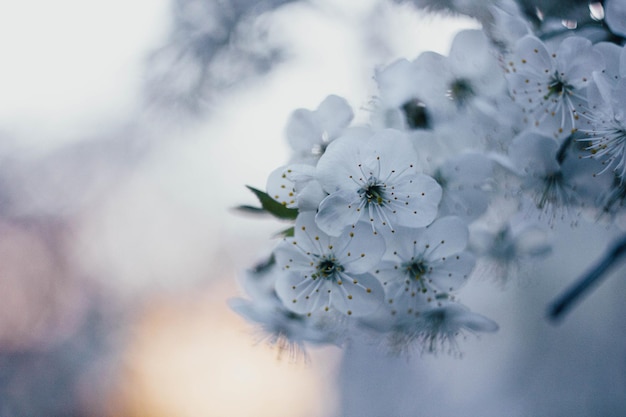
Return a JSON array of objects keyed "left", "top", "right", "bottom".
[
  {"left": 555, "top": 135, "right": 572, "bottom": 165},
  {"left": 547, "top": 233, "right": 626, "bottom": 322}
]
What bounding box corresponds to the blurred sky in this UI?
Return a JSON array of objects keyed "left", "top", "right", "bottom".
[{"left": 0, "top": 0, "right": 170, "bottom": 151}]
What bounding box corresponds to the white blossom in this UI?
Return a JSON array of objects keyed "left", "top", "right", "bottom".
[
  {"left": 286, "top": 95, "right": 354, "bottom": 164},
  {"left": 315, "top": 129, "right": 442, "bottom": 236},
  {"left": 579, "top": 44, "right": 626, "bottom": 181},
  {"left": 274, "top": 212, "right": 385, "bottom": 317},
  {"left": 374, "top": 217, "right": 476, "bottom": 318},
  {"left": 505, "top": 35, "right": 604, "bottom": 139}
]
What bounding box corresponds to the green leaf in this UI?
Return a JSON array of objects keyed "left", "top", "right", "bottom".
[
  {"left": 246, "top": 185, "right": 298, "bottom": 220},
  {"left": 274, "top": 226, "right": 295, "bottom": 238},
  {"left": 235, "top": 205, "right": 267, "bottom": 215}
]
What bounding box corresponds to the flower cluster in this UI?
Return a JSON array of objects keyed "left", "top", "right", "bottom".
[{"left": 233, "top": 1, "right": 626, "bottom": 354}]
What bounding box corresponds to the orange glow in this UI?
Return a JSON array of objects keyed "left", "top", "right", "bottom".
[{"left": 112, "top": 283, "right": 339, "bottom": 417}]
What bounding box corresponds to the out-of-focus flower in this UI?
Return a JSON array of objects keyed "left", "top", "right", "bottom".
[
  {"left": 373, "top": 59, "right": 433, "bottom": 131},
  {"left": 484, "top": 1, "right": 531, "bottom": 52},
  {"left": 412, "top": 301, "right": 499, "bottom": 353},
  {"left": 374, "top": 30, "right": 508, "bottom": 130},
  {"left": 507, "top": 132, "right": 604, "bottom": 221},
  {"left": 385, "top": 300, "right": 499, "bottom": 355},
  {"left": 412, "top": 29, "right": 508, "bottom": 123},
  {"left": 470, "top": 217, "right": 552, "bottom": 283},
  {"left": 434, "top": 152, "right": 494, "bottom": 221},
  {"left": 286, "top": 95, "right": 354, "bottom": 165},
  {"left": 605, "top": 0, "right": 626, "bottom": 37}
]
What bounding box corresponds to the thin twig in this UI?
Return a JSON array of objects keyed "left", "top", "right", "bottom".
[{"left": 547, "top": 233, "right": 626, "bottom": 323}]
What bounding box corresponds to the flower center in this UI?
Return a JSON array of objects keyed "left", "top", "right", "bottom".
[
  {"left": 406, "top": 260, "right": 427, "bottom": 280},
  {"left": 404, "top": 260, "right": 429, "bottom": 293},
  {"left": 359, "top": 180, "right": 386, "bottom": 206},
  {"left": 401, "top": 98, "right": 430, "bottom": 129},
  {"left": 546, "top": 72, "right": 572, "bottom": 99},
  {"left": 447, "top": 78, "right": 474, "bottom": 106},
  {"left": 316, "top": 257, "right": 343, "bottom": 279},
  {"left": 491, "top": 227, "right": 516, "bottom": 260},
  {"left": 537, "top": 171, "right": 566, "bottom": 209}
]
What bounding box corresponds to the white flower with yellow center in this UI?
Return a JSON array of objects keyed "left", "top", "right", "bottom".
[
  {"left": 505, "top": 35, "right": 604, "bottom": 139},
  {"left": 373, "top": 216, "right": 475, "bottom": 318},
  {"left": 315, "top": 129, "right": 442, "bottom": 236},
  {"left": 274, "top": 212, "right": 385, "bottom": 317}
]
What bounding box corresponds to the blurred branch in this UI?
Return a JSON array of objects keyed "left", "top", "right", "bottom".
[
  {"left": 143, "top": 0, "right": 300, "bottom": 117},
  {"left": 548, "top": 233, "right": 626, "bottom": 323}
]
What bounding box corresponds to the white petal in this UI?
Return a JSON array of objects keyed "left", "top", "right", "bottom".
[
  {"left": 438, "top": 152, "right": 494, "bottom": 186},
  {"left": 512, "top": 35, "right": 553, "bottom": 74},
  {"left": 449, "top": 29, "right": 504, "bottom": 97},
  {"left": 266, "top": 165, "right": 298, "bottom": 208},
  {"left": 286, "top": 109, "right": 323, "bottom": 153},
  {"left": 328, "top": 272, "right": 384, "bottom": 317},
  {"left": 420, "top": 216, "right": 470, "bottom": 259},
  {"left": 427, "top": 252, "right": 475, "bottom": 292},
  {"left": 334, "top": 221, "right": 386, "bottom": 274},
  {"left": 421, "top": 302, "right": 499, "bottom": 334},
  {"left": 606, "top": 0, "right": 626, "bottom": 37},
  {"left": 275, "top": 270, "right": 328, "bottom": 315},
  {"left": 390, "top": 174, "right": 442, "bottom": 228},
  {"left": 508, "top": 132, "right": 559, "bottom": 176},
  {"left": 455, "top": 308, "right": 499, "bottom": 333},
  {"left": 366, "top": 129, "right": 419, "bottom": 176},
  {"left": 296, "top": 180, "right": 327, "bottom": 211},
  {"left": 316, "top": 190, "right": 362, "bottom": 236},
  {"left": 315, "top": 95, "right": 354, "bottom": 139},
  {"left": 380, "top": 277, "right": 430, "bottom": 317},
  {"left": 375, "top": 58, "right": 420, "bottom": 106},
  {"left": 316, "top": 135, "right": 364, "bottom": 193},
  {"left": 274, "top": 240, "right": 315, "bottom": 274},
  {"left": 292, "top": 212, "right": 332, "bottom": 252},
  {"left": 439, "top": 187, "right": 489, "bottom": 221}
]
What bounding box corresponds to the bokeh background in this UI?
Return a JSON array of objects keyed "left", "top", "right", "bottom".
[{"left": 0, "top": 1, "right": 625, "bottom": 416}]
